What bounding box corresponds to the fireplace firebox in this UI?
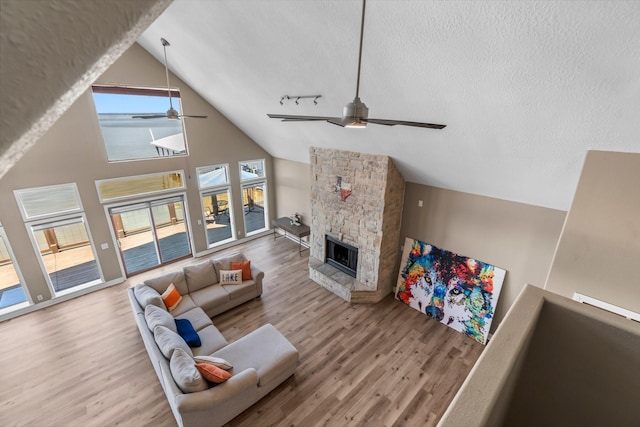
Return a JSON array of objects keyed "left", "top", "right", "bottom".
[{"left": 325, "top": 235, "right": 358, "bottom": 278}]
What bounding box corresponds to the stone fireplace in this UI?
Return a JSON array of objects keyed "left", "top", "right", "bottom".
[{"left": 308, "top": 147, "right": 405, "bottom": 303}]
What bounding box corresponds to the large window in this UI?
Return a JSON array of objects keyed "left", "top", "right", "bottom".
[
  {"left": 240, "top": 160, "right": 268, "bottom": 235},
  {"left": 96, "top": 170, "right": 185, "bottom": 202},
  {"left": 92, "top": 85, "right": 188, "bottom": 162},
  {"left": 29, "top": 217, "right": 102, "bottom": 295},
  {"left": 198, "top": 165, "right": 235, "bottom": 247},
  {"left": 15, "top": 183, "right": 103, "bottom": 296}
]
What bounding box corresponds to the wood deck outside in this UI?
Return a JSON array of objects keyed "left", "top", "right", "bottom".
[{"left": 0, "top": 235, "right": 483, "bottom": 427}]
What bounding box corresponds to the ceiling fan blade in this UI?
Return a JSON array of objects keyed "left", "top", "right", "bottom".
[
  {"left": 363, "top": 118, "right": 446, "bottom": 129},
  {"left": 132, "top": 114, "right": 167, "bottom": 119},
  {"left": 180, "top": 114, "right": 208, "bottom": 119},
  {"left": 267, "top": 114, "right": 339, "bottom": 121},
  {"left": 326, "top": 118, "right": 348, "bottom": 127}
]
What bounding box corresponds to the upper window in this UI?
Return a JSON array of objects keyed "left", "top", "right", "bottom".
[
  {"left": 197, "top": 165, "right": 230, "bottom": 189},
  {"left": 14, "top": 183, "right": 82, "bottom": 221},
  {"left": 92, "top": 85, "right": 188, "bottom": 162},
  {"left": 95, "top": 171, "right": 185, "bottom": 203},
  {"left": 240, "top": 160, "right": 265, "bottom": 181}
]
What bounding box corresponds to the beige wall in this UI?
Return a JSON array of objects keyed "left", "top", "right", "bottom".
[
  {"left": 272, "top": 158, "right": 311, "bottom": 225},
  {"left": 439, "top": 285, "right": 640, "bottom": 427},
  {"left": 400, "top": 183, "right": 566, "bottom": 329},
  {"left": 0, "top": 43, "right": 271, "bottom": 307},
  {"left": 546, "top": 150, "right": 640, "bottom": 313},
  {"left": 0, "top": 0, "right": 171, "bottom": 178}
]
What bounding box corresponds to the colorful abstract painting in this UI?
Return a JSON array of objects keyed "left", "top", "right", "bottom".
[{"left": 395, "top": 237, "right": 506, "bottom": 344}]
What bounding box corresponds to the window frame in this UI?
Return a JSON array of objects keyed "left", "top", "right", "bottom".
[
  {"left": 197, "top": 164, "right": 236, "bottom": 248},
  {"left": 95, "top": 170, "right": 186, "bottom": 203},
  {"left": 0, "top": 225, "right": 31, "bottom": 315},
  {"left": 91, "top": 84, "right": 189, "bottom": 162},
  {"left": 239, "top": 159, "right": 269, "bottom": 237},
  {"left": 25, "top": 213, "right": 104, "bottom": 297},
  {"left": 14, "top": 183, "right": 83, "bottom": 222}
]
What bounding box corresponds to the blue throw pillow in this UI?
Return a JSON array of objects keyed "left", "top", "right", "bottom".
[{"left": 174, "top": 318, "right": 201, "bottom": 347}]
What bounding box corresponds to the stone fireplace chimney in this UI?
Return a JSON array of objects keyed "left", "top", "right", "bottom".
[{"left": 308, "top": 147, "right": 405, "bottom": 303}]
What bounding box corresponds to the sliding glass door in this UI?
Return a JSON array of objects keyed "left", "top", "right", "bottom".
[{"left": 110, "top": 196, "right": 191, "bottom": 276}]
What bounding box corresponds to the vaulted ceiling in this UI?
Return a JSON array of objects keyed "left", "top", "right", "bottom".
[
  {"left": 7, "top": 0, "right": 640, "bottom": 210},
  {"left": 136, "top": 0, "right": 639, "bottom": 211}
]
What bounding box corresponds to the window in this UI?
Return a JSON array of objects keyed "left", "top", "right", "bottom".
[
  {"left": 198, "top": 165, "right": 229, "bottom": 188},
  {"left": 14, "top": 183, "right": 82, "bottom": 221},
  {"left": 92, "top": 85, "right": 188, "bottom": 162},
  {"left": 28, "top": 216, "right": 102, "bottom": 296},
  {"left": 15, "top": 183, "right": 103, "bottom": 296},
  {"left": 240, "top": 160, "right": 268, "bottom": 235},
  {"left": 198, "top": 165, "right": 235, "bottom": 247},
  {"left": 0, "top": 225, "right": 29, "bottom": 313},
  {"left": 240, "top": 159, "right": 265, "bottom": 179},
  {"left": 96, "top": 171, "right": 185, "bottom": 202}
]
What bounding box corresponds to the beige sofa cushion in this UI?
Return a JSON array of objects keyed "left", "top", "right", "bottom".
[
  {"left": 145, "top": 304, "right": 176, "bottom": 332},
  {"left": 175, "top": 307, "right": 213, "bottom": 332},
  {"left": 184, "top": 260, "right": 218, "bottom": 293},
  {"left": 212, "top": 324, "right": 299, "bottom": 386},
  {"left": 223, "top": 281, "right": 258, "bottom": 300},
  {"left": 170, "top": 348, "right": 208, "bottom": 393},
  {"left": 190, "top": 285, "right": 230, "bottom": 314},
  {"left": 144, "top": 270, "right": 188, "bottom": 296},
  {"left": 154, "top": 325, "right": 193, "bottom": 359},
  {"left": 212, "top": 252, "right": 246, "bottom": 273},
  {"left": 191, "top": 325, "right": 229, "bottom": 357},
  {"left": 133, "top": 284, "right": 165, "bottom": 310},
  {"left": 166, "top": 295, "right": 197, "bottom": 317}
]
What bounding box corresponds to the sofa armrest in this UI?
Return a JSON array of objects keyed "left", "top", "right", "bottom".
[
  {"left": 250, "top": 266, "right": 264, "bottom": 294},
  {"left": 175, "top": 368, "right": 259, "bottom": 411}
]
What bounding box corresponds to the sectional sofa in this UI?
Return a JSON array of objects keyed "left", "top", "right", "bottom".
[{"left": 128, "top": 252, "right": 299, "bottom": 427}]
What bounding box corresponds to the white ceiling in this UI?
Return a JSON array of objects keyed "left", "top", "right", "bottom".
[{"left": 137, "top": 0, "right": 640, "bottom": 211}]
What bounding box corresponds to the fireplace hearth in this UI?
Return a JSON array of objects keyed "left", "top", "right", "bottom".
[{"left": 325, "top": 235, "right": 358, "bottom": 278}]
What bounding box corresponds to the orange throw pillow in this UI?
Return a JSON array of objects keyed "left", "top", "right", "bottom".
[
  {"left": 161, "top": 283, "right": 182, "bottom": 312},
  {"left": 230, "top": 260, "right": 251, "bottom": 281},
  {"left": 195, "top": 363, "right": 232, "bottom": 383}
]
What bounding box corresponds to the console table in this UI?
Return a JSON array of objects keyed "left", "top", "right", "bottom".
[{"left": 272, "top": 217, "right": 310, "bottom": 255}]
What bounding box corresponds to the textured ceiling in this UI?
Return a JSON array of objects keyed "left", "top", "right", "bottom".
[
  {"left": 138, "top": 0, "right": 640, "bottom": 210},
  {"left": 0, "top": 0, "right": 171, "bottom": 178}
]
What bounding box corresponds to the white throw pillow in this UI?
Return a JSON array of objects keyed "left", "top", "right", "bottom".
[
  {"left": 219, "top": 269, "right": 242, "bottom": 285},
  {"left": 170, "top": 348, "right": 208, "bottom": 393},
  {"left": 193, "top": 355, "right": 233, "bottom": 371}
]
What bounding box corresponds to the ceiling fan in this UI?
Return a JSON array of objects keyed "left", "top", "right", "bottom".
[
  {"left": 268, "top": 0, "right": 445, "bottom": 129},
  {"left": 133, "top": 38, "right": 207, "bottom": 120}
]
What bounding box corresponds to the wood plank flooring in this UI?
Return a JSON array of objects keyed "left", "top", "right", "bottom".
[{"left": 0, "top": 235, "right": 483, "bottom": 427}]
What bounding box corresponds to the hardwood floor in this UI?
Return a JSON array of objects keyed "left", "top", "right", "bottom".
[{"left": 0, "top": 235, "right": 484, "bottom": 427}]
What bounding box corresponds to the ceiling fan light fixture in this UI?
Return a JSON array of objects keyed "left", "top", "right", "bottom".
[
  {"left": 345, "top": 120, "right": 367, "bottom": 128},
  {"left": 166, "top": 107, "right": 180, "bottom": 120},
  {"left": 343, "top": 97, "right": 368, "bottom": 119}
]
